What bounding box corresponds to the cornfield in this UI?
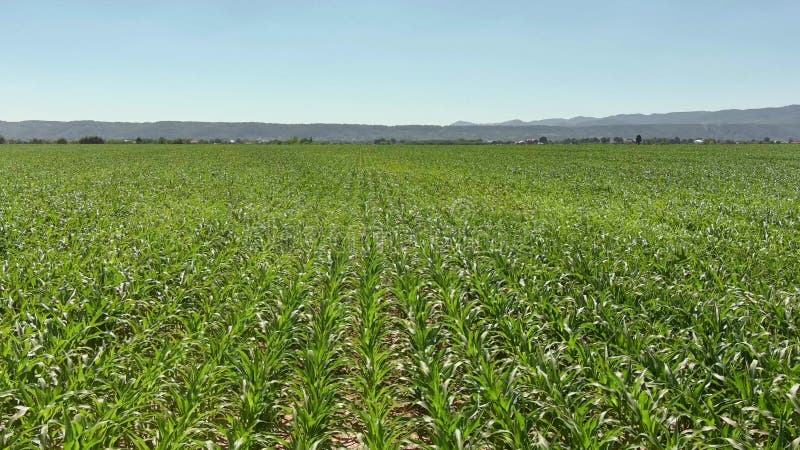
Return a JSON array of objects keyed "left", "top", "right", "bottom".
[{"left": 1, "top": 144, "right": 799, "bottom": 449}]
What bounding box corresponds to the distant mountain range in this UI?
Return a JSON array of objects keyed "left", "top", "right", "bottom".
[
  {"left": 450, "top": 105, "right": 800, "bottom": 127},
  {"left": 1, "top": 105, "right": 799, "bottom": 142}
]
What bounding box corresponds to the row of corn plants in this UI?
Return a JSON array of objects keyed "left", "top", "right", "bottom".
[{"left": 349, "top": 239, "right": 403, "bottom": 449}]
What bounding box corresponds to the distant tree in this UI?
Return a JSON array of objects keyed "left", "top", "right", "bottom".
[
  {"left": 612, "top": 137, "right": 623, "bottom": 144},
  {"left": 635, "top": 134, "right": 643, "bottom": 145},
  {"left": 78, "top": 136, "right": 105, "bottom": 144},
  {"left": 600, "top": 137, "right": 610, "bottom": 143},
  {"left": 158, "top": 137, "right": 167, "bottom": 144},
  {"left": 56, "top": 138, "right": 68, "bottom": 144},
  {"left": 762, "top": 137, "right": 771, "bottom": 143},
  {"left": 539, "top": 136, "right": 548, "bottom": 144},
  {"left": 136, "top": 137, "right": 143, "bottom": 144},
  {"left": 0, "top": 135, "right": 5, "bottom": 144}
]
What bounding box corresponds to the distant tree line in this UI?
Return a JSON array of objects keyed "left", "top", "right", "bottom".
[
  {"left": 135, "top": 136, "right": 315, "bottom": 144},
  {"left": 371, "top": 136, "right": 793, "bottom": 145},
  {"left": 373, "top": 138, "right": 487, "bottom": 145},
  {"left": 0, "top": 135, "right": 106, "bottom": 144},
  {"left": 552, "top": 136, "right": 773, "bottom": 145},
  {"left": 0, "top": 134, "right": 795, "bottom": 145},
  {"left": 0, "top": 136, "right": 316, "bottom": 145}
]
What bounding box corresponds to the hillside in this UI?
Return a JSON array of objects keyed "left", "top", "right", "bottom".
[{"left": 1, "top": 106, "right": 799, "bottom": 141}]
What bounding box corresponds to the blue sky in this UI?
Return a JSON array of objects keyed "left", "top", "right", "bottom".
[{"left": 2, "top": 1, "right": 798, "bottom": 124}]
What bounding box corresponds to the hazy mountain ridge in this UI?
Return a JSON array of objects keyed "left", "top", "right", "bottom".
[
  {"left": 1, "top": 106, "right": 799, "bottom": 142},
  {"left": 453, "top": 105, "right": 800, "bottom": 127}
]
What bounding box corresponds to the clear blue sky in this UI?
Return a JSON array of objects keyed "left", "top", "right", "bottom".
[{"left": 2, "top": 0, "right": 798, "bottom": 125}]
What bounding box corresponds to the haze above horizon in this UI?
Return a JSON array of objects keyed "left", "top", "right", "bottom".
[{"left": 2, "top": 0, "right": 799, "bottom": 125}]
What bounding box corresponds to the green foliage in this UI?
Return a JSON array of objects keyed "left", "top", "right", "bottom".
[
  {"left": 78, "top": 136, "right": 105, "bottom": 144},
  {"left": 0, "top": 143, "right": 799, "bottom": 448}
]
